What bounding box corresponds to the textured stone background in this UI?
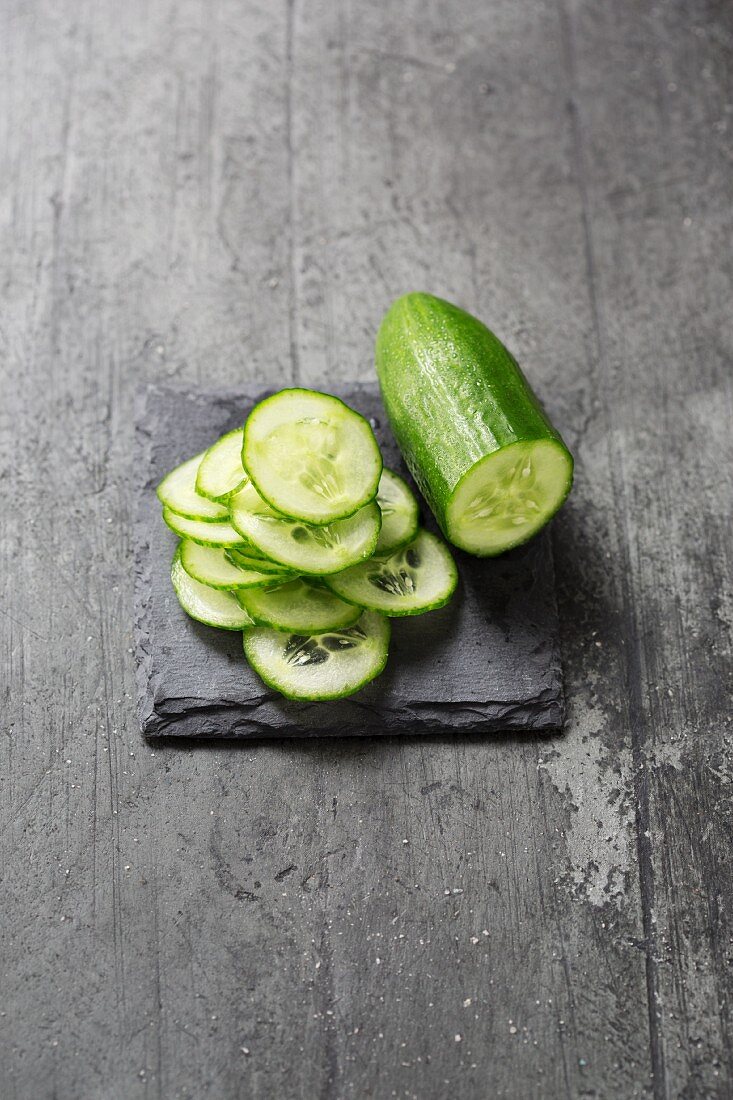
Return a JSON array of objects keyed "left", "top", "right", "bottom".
[
  {"left": 135, "top": 383, "right": 564, "bottom": 737},
  {"left": 1, "top": 1, "right": 732, "bottom": 1098}
]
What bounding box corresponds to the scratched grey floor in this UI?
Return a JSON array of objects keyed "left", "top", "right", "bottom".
[{"left": 1, "top": 2, "right": 732, "bottom": 1098}]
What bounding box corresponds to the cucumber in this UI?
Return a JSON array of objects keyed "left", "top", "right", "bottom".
[
  {"left": 157, "top": 455, "right": 230, "bottom": 522},
  {"left": 324, "top": 529, "right": 457, "bottom": 616},
  {"left": 162, "top": 509, "right": 247, "bottom": 548},
  {"left": 195, "top": 428, "right": 247, "bottom": 501},
  {"left": 180, "top": 540, "right": 283, "bottom": 590},
  {"left": 229, "top": 480, "right": 381, "bottom": 575},
  {"left": 243, "top": 389, "right": 382, "bottom": 525},
  {"left": 171, "top": 548, "right": 255, "bottom": 629},
  {"left": 375, "top": 293, "right": 573, "bottom": 556},
  {"left": 225, "top": 547, "right": 296, "bottom": 577},
  {"left": 375, "top": 468, "right": 419, "bottom": 554},
  {"left": 243, "top": 610, "right": 390, "bottom": 700},
  {"left": 237, "top": 578, "right": 362, "bottom": 633}
]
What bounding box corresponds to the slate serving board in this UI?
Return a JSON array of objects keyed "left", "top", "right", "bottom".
[{"left": 134, "top": 384, "right": 565, "bottom": 737}]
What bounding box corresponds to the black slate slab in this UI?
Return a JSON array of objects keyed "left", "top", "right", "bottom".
[{"left": 134, "top": 384, "right": 565, "bottom": 737}]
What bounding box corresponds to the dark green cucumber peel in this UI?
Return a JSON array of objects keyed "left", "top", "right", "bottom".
[{"left": 375, "top": 293, "right": 573, "bottom": 556}]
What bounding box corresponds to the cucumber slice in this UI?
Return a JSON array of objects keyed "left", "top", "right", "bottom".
[
  {"left": 195, "top": 428, "right": 247, "bottom": 501},
  {"left": 180, "top": 540, "right": 282, "bottom": 590},
  {"left": 324, "top": 529, "right": 457, "bottom": 616},
  {"left": 171, "top": 548, "right": 255, "bottom": 629},
  {"left": 243, "top": 388, "right": 382, "bottom": 525},
  {"left": 157, "top": 455, "right": 230, "bottom": 522},
  {"left": 229, "top": 481, "right": 381, "bottom": 575},
  {"left": 376, "top": 293, "right": 573, "bottom": 555},
  {"left": 243, "top": 610, "right": 390, "bottom": 700},
  {"left": 447, "top": 439, "right": 572, "bottom": 555},
  {"left": 226, "top": 543, "right": 270, "bottom": 562},
  {"left": 237, "top": 578, "right": 362, "bottom": 634},
  {"left": 162, "top": 508, "right": 247, "bottom": 548},
  {"left": 375, "top": 468, "right": 419, "bottom": 554},
  {"left": 225, "top": 547, "right": 296, "bottom": 577}
]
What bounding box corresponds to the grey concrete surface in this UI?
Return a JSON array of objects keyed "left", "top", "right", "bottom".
[{"left": 1, "top": 1, "right": 731, "bottom": 1097}]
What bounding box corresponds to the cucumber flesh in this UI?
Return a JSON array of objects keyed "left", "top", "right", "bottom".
[
  {"left": 324, "top": 529, "right": 457, "bottom": 616},
  {"left": 447, "top": 438, "right": 572, "bottom": 555},
  {"left": 195, "top": 428, "right": 247, "bottom": 501},
  {"left": 171, "top": 548, "right": 255, "bottom": 629},
  {"left": 237, "top": 578, "right": 362, "bottom": 634},
  {"left": 180, "top": 540, "right": 283, "bottom": 590},
  {"left": 157, "top": 455, "right": 230, "bottom": 522},
  {"left": 229, "top": 480, "right": 381, "bottom": 575},
  {"left": 225, "top": 547, "right": 295, "bottom": 577},
  {"left": 243, "top": 389, "right": 382, "bottom": 525},
  {"left": 162, "top": 509, "right": 247, "bottom": 548},
  {"left": 375, "top": 468, "right": 419, "bottom": 554},
  {"left": 375, "top": 293, "right": 573, "bottom": 556},
  {"left": 243, "top": 610, "right": 390, "bottom": 700}
]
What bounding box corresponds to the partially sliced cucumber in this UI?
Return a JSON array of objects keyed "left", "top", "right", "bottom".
[
  {"left": 229, "top": 481, "right": 381, "bottom": 575},
  {"left": 171, "top": 548, "right": 255, "bottom": 629},
  {"left": 446, "top": 439, "right": 573, "bottom": 555},
  {"left": 195, "top": 428, "right": 247, "bottom": 502},
  {"left": 243, "top": 389, "right": 382, "bottom": 525},
  {"left": 157, "top": 455, "right": 230, "bottom": 522},
  {"left": 180, "top": 540, "right": 281, "bottom": 590},
  {"left": 324, "top": 529, "right": 457, "bottom": 616},
  {"left": 243, "top": 610, "right": 390, "bottom": 700},
  {"left": 375, "top": 468, "right": 419, "bottom": 554},
  {"left": 237, "top": 578, "right": 362, "bottom": 634},
  {"left": 376, "top": 294, "right": 573, "bottom": 556},
  {"left": 162, "top": 508, "right": 247, "bottom": 548}
]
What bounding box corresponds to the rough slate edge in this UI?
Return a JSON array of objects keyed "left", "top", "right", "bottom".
[{"left": 133, "top": 383, "right": 565, "bottom": 739}]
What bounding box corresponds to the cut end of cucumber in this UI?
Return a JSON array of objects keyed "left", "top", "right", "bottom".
[{"left": 446, "top": 439, "right": 573, "bottom": 556}]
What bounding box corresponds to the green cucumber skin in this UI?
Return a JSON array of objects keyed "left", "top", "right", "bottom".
[{"left": 375, "top": 293, "right": 573, "bottom": 542}]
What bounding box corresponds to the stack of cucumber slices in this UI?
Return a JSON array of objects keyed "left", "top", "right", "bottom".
[{"left": 157, "top": 389, "right": 458, "bottom": 701}]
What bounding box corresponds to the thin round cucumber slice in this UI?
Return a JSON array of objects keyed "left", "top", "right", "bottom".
[
  {"left": 243, "top": 610, "right": 390, "bottom": 700},
  {"left": 229, "top": 481, "right": 381, "bottom": 575},
  {"left": 157, "top": 454, "right": 230, "bottom": 522},
  {"left": 162, "top": 508, "right": 247, "bottom": 548},
  {"left": 243, "top": 389, "right": 382, "bottom": 525},
  {"left": 446, "top": 439, "right": 572, "bottom": 556},
  {"left": 171, "top": 548, "right": 255, "bottom": 629},
  {"left": 180, "top": 540, "right": 282, "bottom": 590},
  {"left": 375, "top": 468, "right": 419, "bottom": 554},
  {"left": 195, "top": 428, "right": 247, "bottom": 501},
  {"left": 324, "top": 529, "right": 457, "bottom": 616},
  {"left": 225, "top": 547, "right": 296, "bottom": 577},
  {"left": 237, "top": 578, "right": 362, "bottom": 634}
]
